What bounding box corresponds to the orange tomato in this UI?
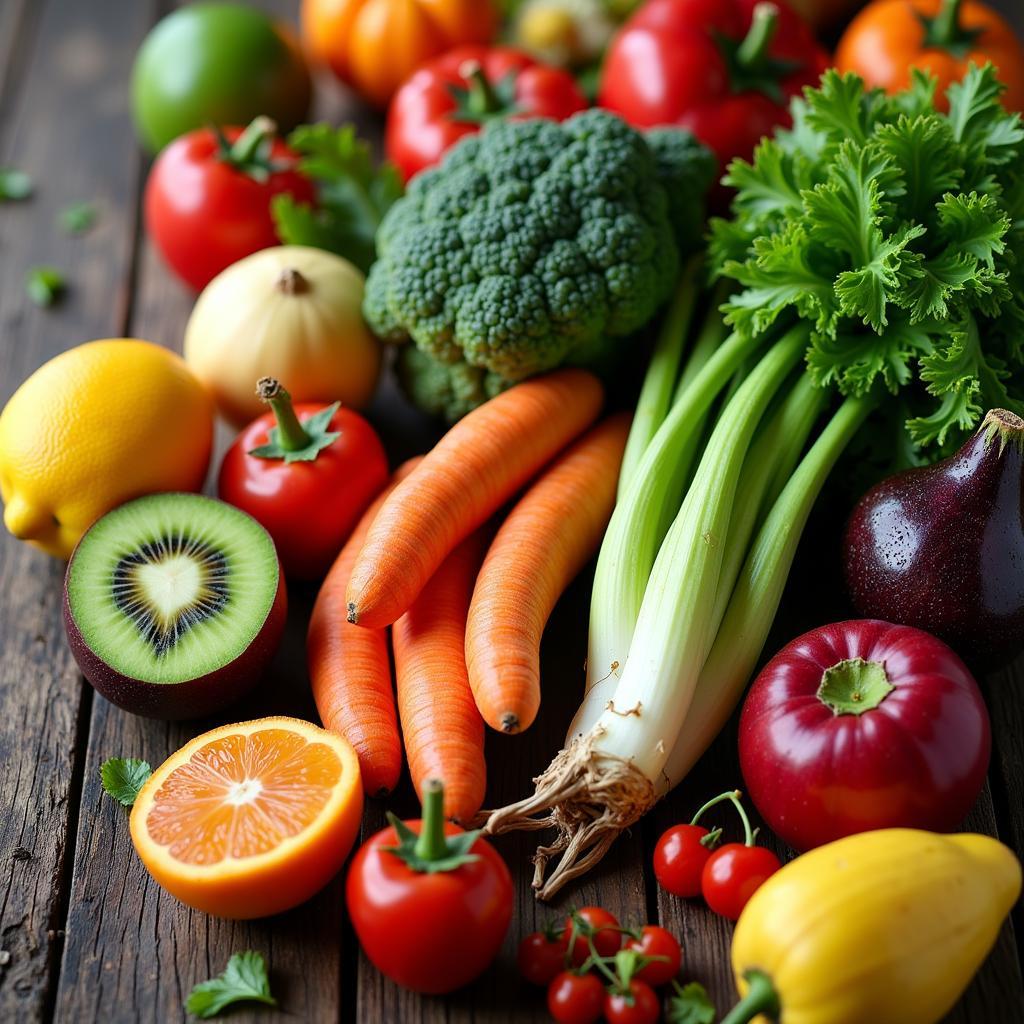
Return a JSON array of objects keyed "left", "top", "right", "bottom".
[
  {"left": 836, "top": 0, "right": 1024, "bottom": 112},
  {"left": 301, "top": 0, "right": 499, "bottom": 108},
  {"left": 130, "top": 717, "right": 363, "bottom": 918}
]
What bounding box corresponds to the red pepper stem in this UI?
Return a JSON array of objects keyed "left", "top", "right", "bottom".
[
  {"left": 223, "top": 115, "right": 277, "bottom": 167},
  {"left": 735, "top": 3, "right": 780, "bottom": 71},
  {"left": 721, "top": 970, "right": 782, "bottom": 1024},
  {"left": 690, "top": 789, "right": 743, "bottom": 827},
  {"left": 931, "top": 0, "right": 964, "bottom": 45},
  {"left": 256, "top": 377, "right": 311, "bottom": 452},
  {"left": 413, "top": 779, "right": 449, "bottom": 862},
  {"left": 459, "top": 60, "right": 502, "bottom": 116}
]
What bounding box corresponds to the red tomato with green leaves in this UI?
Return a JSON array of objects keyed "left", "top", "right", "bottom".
[
  {"left": 145, "top": 117, "right": 314, "bottom": 291},
  {"left": 547, "top": 971, "right": 605, "bottom": 1024},
  {"left": 386, "top": 45, "right": 587, "bottom": 181},
  {"left": 565, "top": 906, "right": 622, "bottom": 966},
  {"left": 625, "top": 925, "right": 682, "bottom": 986},
  {"left": 218, "top": 379, "right": 387, "bottom": 579},
  {"left": 345, "top": 781, "right": 513, "bottom": 994},
  {"left": 518, "top": 928, "right": 569, "bottom": 985},
  {"left": 604, "top": 980, "right": 661, "bottom": 1024}
]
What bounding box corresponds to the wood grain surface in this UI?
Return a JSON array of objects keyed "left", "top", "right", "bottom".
[{"left": 1, "top": 1, "right": 1023, "bottom": 1022}]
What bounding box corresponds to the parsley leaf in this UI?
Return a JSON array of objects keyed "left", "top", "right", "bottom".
[
  {"left": 60, "top": 201, "right": 97, "bottom": 235},
  {"left": 186, "top": 952, "right": 277, "bottom": 1019},
  {"left": 0, "top": 167, "right": 32, "bottom": 201},
  {"left": 24, "top": 266, "right": 65, "bottom": 307},
  {"left": 272, "top": 123, "right": 403, "bottom": 273},
  {"left": 666, "top": 981, "right": 716, "bottom": 1024},
  {"left": 100, "top": 757, "right": 152, "bottom": 807}
]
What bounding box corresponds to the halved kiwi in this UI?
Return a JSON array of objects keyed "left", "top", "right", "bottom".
[{"left": 63, "top": 493, "right": 286, "bottom": 719}]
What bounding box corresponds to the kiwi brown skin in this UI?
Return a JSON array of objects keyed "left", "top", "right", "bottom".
[{"left": 62, "top": 567, "right": 287, "bottom": 720}]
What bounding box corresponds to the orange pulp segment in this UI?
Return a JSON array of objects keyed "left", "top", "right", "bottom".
[{"left": 130, "top": 717, "right": 363, "bottom": 919}]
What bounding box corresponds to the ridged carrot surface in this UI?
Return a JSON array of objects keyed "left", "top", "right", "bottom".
[
  {"left": 307, "top": 459, "right": 421, "bottom": 797},
  {"left": 346, "top": 369, "right": 604, "bottom": 628},
  {"left": 466, "top": 413, "right": 631, "bottom": 733},
  {"left": 392, "top": 528, "right": 489, "bottom": 823}
]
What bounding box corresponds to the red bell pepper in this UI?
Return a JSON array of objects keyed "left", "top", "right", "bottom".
[
  {"left": 385, "top": 44, "right": 588, "bottom": 182},
  {"left": 598, "top": 0, "right": 829, "bottom": 170}
]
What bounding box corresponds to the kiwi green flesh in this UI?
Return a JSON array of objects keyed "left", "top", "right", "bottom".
[{"left": 66, "top": 493, "right": 280, "bottom": 684}]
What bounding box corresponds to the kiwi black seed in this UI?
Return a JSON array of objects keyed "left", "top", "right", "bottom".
[{"left": 63, "top": 493, "right": 286, "bottom": 719}]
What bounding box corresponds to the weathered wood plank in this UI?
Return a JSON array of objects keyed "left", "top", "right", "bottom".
[{"left": 0, "top": 0, "right": 154, "bottom": 1019}]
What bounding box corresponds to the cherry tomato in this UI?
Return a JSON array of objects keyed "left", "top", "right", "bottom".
[
  {"left": 653, "top": 823, "right": 715, "bottom": 897},
  {"left": 517, "top": 928, "right": 568, "bottom": 986},
  {"left": 218, "top": 381, "right": 388, "bottom": 579},
  {"left": 564, "top": 906, "right": 621, "bottom": 966},
  {"left": 701, "top": 843, "right": 782, "bottom": 920},
  {"left": 625, "top": 925, "right": 682, "bottom": 987},
  {"left": 145, "top": 117, "right": 315, "bottom": 291},
  {"left": 346, "top": 782, "right": 513, "bottom": 994},
  {"left": 603, "top": 979, "right": 661, "bottom": 1024},
  {"left": 547, "top": 971, "right": 605, "bottom": 1024}
]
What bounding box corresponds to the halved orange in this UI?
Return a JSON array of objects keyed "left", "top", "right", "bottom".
[{"left": 130, "top": 716, "right": 363, "bottom": 918}]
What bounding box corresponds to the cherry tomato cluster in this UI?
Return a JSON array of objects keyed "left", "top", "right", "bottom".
[
  {"left": 518, "top": 907, "right": 685, "bottom": 1024},
  {"left": 653, "top": 790, "right": 782, "bottom": 921}
]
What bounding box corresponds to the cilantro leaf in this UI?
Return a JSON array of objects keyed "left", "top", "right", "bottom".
[
  {"left": 60, "top": 201, "right": 97, "bottom": 235},
  {"left": 100, "top": 757, "right": 152, "bottom": 807},
  {"left": 24, "top": 266, "right": 65, "bottom": 307},
  {"left": 666, "top": 981, "right": 716, "bottom": 1024},
  {"left": 186, "top": 951, "right": 277, "bottom": 1019},
  {"left": 272, "top": 123, "right": 403, "bottom": 273},
  {"left": 0, "top": 167, "right": 32, "bottom": 200}
]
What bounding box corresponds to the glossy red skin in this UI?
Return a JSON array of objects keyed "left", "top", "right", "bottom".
[
  {"left": 598, "top": 0, "right": 829, "bottom": 170},
  {"left": 144, "top": 125, "right": 315, "bottom": 291},
  {"left": 843, "top": 424, "right": 1024, "bottom": 668},
  {"left": 547, "top": 971, "right": 605, "bottom": 1024},
  {"left": 218, "top": 403, "right": 388, "bottom": 580},
  {"left": 701, "top": 843, "right": 781, "bottom": 920},
  {"left": 565, "top": 906, "right": 621, "bottom": 965},
  {"left": 63, "top": 563, "right": 286, "bottom": 720},
  {"left": 625, "top": 925, "right": 682, "bottom": 986},
  {"left": 346, "top": 818, "right": 513, "bottom": 994},
  {"left": 739, "top": 619, "right": 992, "bottom": 852},
  {"left": 386, "top": 44, "right": 588, "bottom": 181},
  {"left": 517, "top": 929, "right": 569, "bottom": 985},
  {"left": 604, "top": 980, "right": 661, "bottom": 1024},
  {"left": 653, "top": 822, "right": 712, "bottom": 897}
]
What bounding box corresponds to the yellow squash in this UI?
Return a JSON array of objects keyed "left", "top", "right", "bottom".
[{"left": 726, "top": 829, "right": 1021, "bottom": 1024}]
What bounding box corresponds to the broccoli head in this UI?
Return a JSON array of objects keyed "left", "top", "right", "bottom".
[{"left": 364, "top": 110, "right": 712, "bottom": 413}]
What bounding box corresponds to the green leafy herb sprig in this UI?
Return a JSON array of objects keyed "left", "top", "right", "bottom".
[
  {"left": 186, "top": 951, "right": 277, "bottom": 1019},
  {"left": 710, "top": 63, "right": 1024, "bottom": 457}
]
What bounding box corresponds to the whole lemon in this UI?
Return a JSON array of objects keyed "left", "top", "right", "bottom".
[{"left": 0, "top": 339, "right": 214, "bottom": 559}]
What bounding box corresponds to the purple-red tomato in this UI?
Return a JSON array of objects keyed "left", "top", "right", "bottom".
[{"left": 739, "top": 619, "right": 991, "bottom": 852}]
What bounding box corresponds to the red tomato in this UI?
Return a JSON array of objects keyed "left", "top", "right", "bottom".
[
  {"left": 701, "top": 843, "right": 781, "bottom": 920},
  {"left": 218, "top": 388, "right": 388, "bottom": 579},
  {"left": 145, "top": 118, "right": 315, "bottom": 291},
  {"left": 739, "top": 619, "right": 992, "bottom": 851},
  {"left": 598, "top": 0, "right": 829, "bottom": 171},
  {"left": 517, "top": 928, "right": 568, "bottom": 986},
  {"left": 625, "top": 925, "right": 682, "bottom": 987},
  {"left": 653, "top": 823, "right": 715, "bottom": 897},
  {"left": 603, "top": 979, "right": 661, "bottom": 1024},
  {"left": 346, "top": 815, "right": 513, "bottom": 993},
  {"left": 386, "top": 44, "right": 587, "bottom": 181},
  {"left": 564, "top": 906, "right": 622, "bottom": 966},
  {"left": 547, "top": 971, "right": 605, "bottom": 1024}
]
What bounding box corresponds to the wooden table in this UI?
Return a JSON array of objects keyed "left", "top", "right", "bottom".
[{"left": 2, "top": 1, "right": 1023, "bottom": 1021}]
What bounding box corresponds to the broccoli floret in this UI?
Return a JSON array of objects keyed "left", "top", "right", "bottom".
[
  {"left": 366, "top": 110, "right": 711, "bottom": 414},
  {"left": 395, "top": 346, "right": 513, "bottom": 424}
]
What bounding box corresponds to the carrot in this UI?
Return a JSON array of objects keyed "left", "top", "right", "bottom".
[
  {"left": 307, "top": 458, "right": 422, "bottom": 798},
  {"left": 392, "top": 528, "right": 489, "bottom": 823},
  {"left": 466, "top": 413, "right": 631, "bottom": 734},
  {"left": 346, "top": 368, "right": 604, "bottom": 628}
]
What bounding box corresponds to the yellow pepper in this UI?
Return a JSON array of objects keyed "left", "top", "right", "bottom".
[{"left": 724, "top": 829, "right": 1021, "bottom": 1024}]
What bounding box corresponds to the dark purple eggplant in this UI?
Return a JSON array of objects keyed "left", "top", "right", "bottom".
[{"left": 843, "top": 408, "right": 1024, "bottom": 669}]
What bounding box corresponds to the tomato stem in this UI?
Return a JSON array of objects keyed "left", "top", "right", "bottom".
[
  {"left": 735, "top": 3, "right": 779, "bottom": 71},
  {"left": 256, "top": 377, "right": 312, "bottom": 452},
  {"left": 931, "top": 0, "right": 964, "bottom": 45},
  {"left": 817, "top": 657, "right": 894, "bottom": 716},
  {"left": 459, "top": 60, "right": 502, "bottom": 117},
  {"left": 721, "top": 970, "right": 781, "bottom": 1024},
  {"left": 690, "top": 789, "right": 743, "bottom": 827},
  {"left": 413, "top": 778, "right": 450, "bottom": 862}
]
